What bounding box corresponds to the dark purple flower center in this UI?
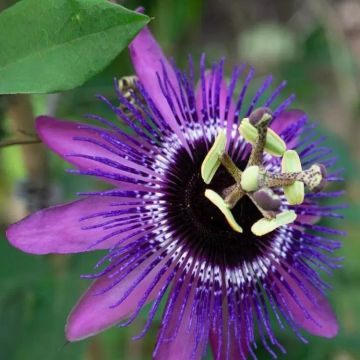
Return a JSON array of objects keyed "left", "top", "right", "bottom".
[{"left": 163, "top": 138, "right": 275, "bottom": 268}]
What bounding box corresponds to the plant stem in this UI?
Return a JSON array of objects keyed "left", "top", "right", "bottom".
[{"left": 7, "top": 94, "right": 50, "bottom": 212}]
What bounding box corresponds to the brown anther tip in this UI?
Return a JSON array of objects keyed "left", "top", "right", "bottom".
[
  {"left": 314, "top": 164, "right": 327, "bottom": 192},
  {"left": 253, "top": 188, "right": 282, "bottom": 211},
  {"left": 318, "top": 163, "right": 327, "bottom": 179},
  {"left": 249, "top": 107, "right": 273, "bottom": 125}
]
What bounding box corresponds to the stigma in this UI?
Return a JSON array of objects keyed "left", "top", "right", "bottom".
[{"left": 201, "top": 107, "right": 327, "bottom": 236}]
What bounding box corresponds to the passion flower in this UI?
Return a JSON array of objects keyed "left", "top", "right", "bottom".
[{"left": 6, "top": 23, "right": 345, "bottom": 360}]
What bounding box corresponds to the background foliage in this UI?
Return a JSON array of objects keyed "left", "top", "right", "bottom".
[
  {"left": 1, "top": 0, "right": 360, "bottom": 359},
  {"left": 0, "top": 0, "right": 149, "bottom": 94}
]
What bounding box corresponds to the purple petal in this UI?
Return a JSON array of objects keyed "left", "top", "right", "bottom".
[
  {"left": 66, "top": 257, "right": 164, "bottom": 341},
  {"left": 6, "top": 197, "right": 119, "bottom": 254},
  {"left": 195, "top": 71, "right": 235, "bottom": 125},
  {"left": 271, "top": 109, "right": 306, "bottom": 149},
  {"left": 128, "top": 27, "right": 181, "bottom": 132},
  {"left": 276, "top": 269, "right": 338, "bottom": 338},
  {"left": 210, "top": 324, "right": 249, "bottom": 360},
  {"left": 154, "top": 298, "right": 205, "bottom": 360},
  {"left": 153, "top": 266, "right": 211, "bottom": 360},
  {"left": 36, "top": 116, "right": 151, "bottom": 188},
  {"left": 296, "top": 214, "right": 320, "bottom": 225}
]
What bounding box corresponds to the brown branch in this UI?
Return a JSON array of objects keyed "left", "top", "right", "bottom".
[
  {"left": 0, "top": 138, "right": 41, "bottom": 148},
  {"left": 6, "top": 94, "right": 50, "bottom": 212}
]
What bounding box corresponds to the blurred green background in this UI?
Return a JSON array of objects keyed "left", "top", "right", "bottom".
[{"left": 1, "top": 0, "right": 360, "bottom": 359}]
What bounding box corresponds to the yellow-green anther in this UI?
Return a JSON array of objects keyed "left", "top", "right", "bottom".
[
  {"left": 239, "top": 118, "right": 286, "bottom": 157},
  {"left": 281, "top": 150, "right": 304, "bottom": 205},
  {"left": 240, "top": 165, "right": 260, "bottom": 192},
  {"left": 251, "top": 210, "right": 297, "bottom": 236},
  {"left": 305, "top": 164, "right": 326, "bottom": 192},
  {"left": 204, "top": 189, "right": 243, "bottom": 233},
  {"left": 201, "top": 129, "right": 227, "bottom": 184}
]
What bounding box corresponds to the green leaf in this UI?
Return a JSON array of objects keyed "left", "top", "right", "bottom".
[{"left": 0, "top": 0, "right": 149, "bottom": 94}]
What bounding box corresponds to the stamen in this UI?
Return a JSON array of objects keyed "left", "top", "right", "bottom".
[
  {"left": 204, "top": 189, "right": 243, "bottom": 233},
  {"left": 201, "top": 129, "right": 227, "bottom": 184},
  {"left": 219, "top": 153, "right": 242, "bottom": 183},
  {"left": 261, "top": 172, "right": 297, "bottom": 188},
  {"left": 238, "top": 118, "right": 286, "bottom": 158},
  {"left": 199, "top": 106, "right": 327, "bottom": 236},
  {"left": 300, "top": 164, "right": 327, "bottom": 192},
  {"left": 281, "top": 150, "right": 304, "bottom": 205},
  {"left": 247, "top": 109, "right": 273, "bottom": 166},
  {"left": 248, "top": 107, "right": 273, "bottom": 125},
  {"left": 251, "top": 210, "right": 297, "bottom": 236},
  {"left": 263, "top": 163, "right": 327, "bottom": 193}
]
